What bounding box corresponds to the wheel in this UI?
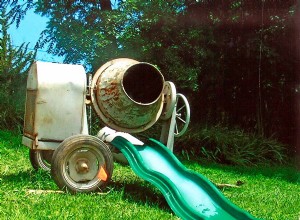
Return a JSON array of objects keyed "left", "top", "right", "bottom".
[
  {"left": 174, "top": 93, "right": 191, "bottom": 137},
  {"left": 51, "top": 135, "right": 114, "bottom": 193},
  {"left": 97, "top": 129, "right": 129, "bottom": 164},
  {"left": 29, "top": 149, "right": 53, "bottom": 172}
]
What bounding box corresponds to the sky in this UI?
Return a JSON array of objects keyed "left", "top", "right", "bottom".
[{"left": 8, "top": 8, "right": 65, "bottom": 63}]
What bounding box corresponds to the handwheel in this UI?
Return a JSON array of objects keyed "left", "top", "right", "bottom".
[
  {"left": 51, "top": 135, "right": 114, "bottom": 193},
  {"left": 174, "top": 93, "right": 190, "bottom": 137},
  {"left": 29, "top": 149, "right": 53, "bottom": 172}
]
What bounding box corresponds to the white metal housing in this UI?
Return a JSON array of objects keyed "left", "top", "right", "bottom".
[{"left": 22, "top": 61, "right": 88, "bottom": 150}]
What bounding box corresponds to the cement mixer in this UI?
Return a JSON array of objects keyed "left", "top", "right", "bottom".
[
  {"left": 21, "top": 60, "right": 258, "bottom": 220},
  {"left": 22, "top": 58, "right": 190, "bottom": 188}
]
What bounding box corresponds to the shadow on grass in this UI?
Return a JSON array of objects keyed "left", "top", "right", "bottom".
[
  {"left": 111, "top": 180, "right": 171, "bottom": 212},
  {"left": 2, "top": 170, "right": 31, "bottom": 182},
  {"left": 183, "top": 159, "right": 300, "bottom": 184},
  {"left": 2, "top": 168, "right": 171, "bottom": 214},
  {"left": 1, "top": 169, "right": 53, "bottom": 187}
]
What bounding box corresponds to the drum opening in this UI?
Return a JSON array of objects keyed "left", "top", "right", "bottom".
[{"left": 122, "top": 63, "right": 164, "bottom": 104}]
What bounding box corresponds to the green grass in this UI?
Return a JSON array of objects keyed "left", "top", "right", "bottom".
[{"left": 0, "top": 130, "right": 299, "bottom": 219}]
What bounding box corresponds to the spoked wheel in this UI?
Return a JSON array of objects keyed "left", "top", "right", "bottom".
[
  {"left": 51, "top": 135, "right": 114, "bottom": 193},
  {"left": 29, "top": 149, "right": 54, "bottom": 172},
  {"left": 174, "top": 93, "right": 191, "bottom": 137}
]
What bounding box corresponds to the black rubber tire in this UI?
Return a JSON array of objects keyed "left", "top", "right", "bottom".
[
  {"left": 51, "top": 135, "right": 114, "bottom": 193},
  {"left": 29, "top": 149, "right": 54, "bottom": 172}
]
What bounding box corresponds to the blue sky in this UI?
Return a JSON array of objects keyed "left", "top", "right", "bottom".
[{"left": 8, "top": 8, "right": 65, "bottom": 63}]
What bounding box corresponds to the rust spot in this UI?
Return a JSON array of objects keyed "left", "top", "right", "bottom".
[
  {"left": 37, "top": 100, "right": 47, "bottom": 104},
  {"left": 100, "top": 82, "right": 120, "bottom": 101},
  {"left": 23, "top": 132, "right": 35, "bottom": 140},
  {"left": 42, "top": 117, "right": 53, "bottom": 124},
  {"left": 104, "top": 84, "right": 117, "bottom": 95},
  {"left": 113, "top": 95, "right": 119, "bottom": 101}
]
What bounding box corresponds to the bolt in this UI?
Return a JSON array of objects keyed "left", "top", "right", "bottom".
[{"left": 76, "top": 160, "right": 89, "bottom": 173}]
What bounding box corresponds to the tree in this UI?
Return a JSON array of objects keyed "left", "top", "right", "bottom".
[
  {"left": 35, "top": 0, "right": 204, "bottom": 89},
  {"left": 35, "top": 0, "right": 298, "bottom": 152},
  {"left": 0, "top": 6, "right": 36, "bottom": 129},
  {"left": 183, "top": 0, "right": 297, "bottom": 148},
  {"left": 0, "top": 0, "right": 34, "bottom": 27},
  {"left": 35, "top": 0, "right": 116, "bottom": 71}
]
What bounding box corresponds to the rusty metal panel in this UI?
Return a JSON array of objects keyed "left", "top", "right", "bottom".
[
  {"left": 23, "top": 61, "right": 88, "bottom": 149},
  {"left": 24, "top": 90, "right": 37, "bottom": 137},
  {"left": 22, "top": 136, "right": 60, "bottom": 150}
]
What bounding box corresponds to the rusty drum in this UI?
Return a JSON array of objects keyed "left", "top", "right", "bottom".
[{"left": 91, "top": 58, "right": 165, "bottom": 133}]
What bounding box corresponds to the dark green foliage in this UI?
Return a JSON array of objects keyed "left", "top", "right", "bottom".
[
  {"left": 182, "top": 1, "right": 298, "bottom": 152},
  {"left": 0, "top": 1, "right": 34, "bottom": 27},
  {"left": 0, "top": 0, "right": 294, "bottom": 161},
  {"left": 176, "top": 125, "right": 287, "bottom": 166},
  {"left": 34, "top": 0, "right": 299, "bottom": 157},
  {"left": 35, "top": 0, "right": 116, "bottom": 71}
]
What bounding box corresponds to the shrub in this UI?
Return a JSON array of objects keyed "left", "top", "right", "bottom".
[
  {"left": 175, "top": 125, "right": 287, "bottom": 166},
  {"left": 0, "top": 7, "right": 35, "bottom": 131},
  {"left": 0, "top": 81, "right": 26, "bottom": 131}
]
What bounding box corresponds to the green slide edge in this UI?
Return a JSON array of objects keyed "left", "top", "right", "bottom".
[{"left": 111, "top": 136, "right": 257, "bottom": 220}]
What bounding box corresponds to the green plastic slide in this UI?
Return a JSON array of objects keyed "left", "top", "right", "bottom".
[{"left": 110, "top": 136, "right": 257, "bottom": 220}]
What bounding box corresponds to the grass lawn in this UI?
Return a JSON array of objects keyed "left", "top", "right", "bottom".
[{"left": 0, "top": 130, "right": 299, "bottom": 219}]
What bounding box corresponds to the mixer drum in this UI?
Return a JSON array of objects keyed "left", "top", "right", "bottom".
[{"left": 91, "top": 58, "right": 165, "bottom": 133}]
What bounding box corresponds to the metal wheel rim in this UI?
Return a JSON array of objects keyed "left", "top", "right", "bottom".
[
  {"left": 61, "top": 144, "right": 106, "bottom": 190},
  {"left": 36, "top": 151, "right": 52, "bottom": 171},
  {"left": 174, "top": 93, "right": 191, "bottom": 137}
]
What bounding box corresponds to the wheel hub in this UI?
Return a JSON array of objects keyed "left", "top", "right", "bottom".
[
  {"left": 67, "top": 149, "right": 100, "bottom": 182},
  {"left": 76, "top": 159, "right": 89, "bottom": 173}
]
